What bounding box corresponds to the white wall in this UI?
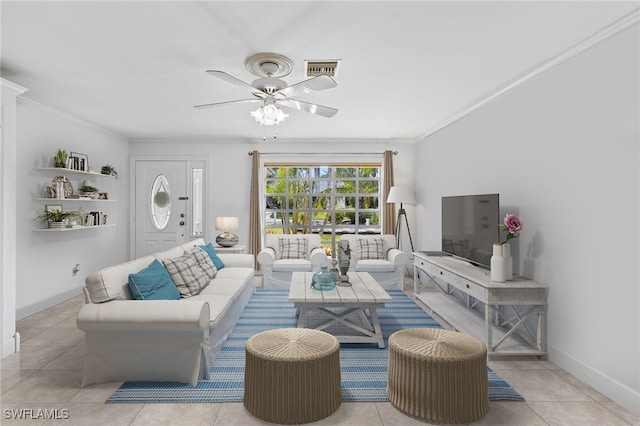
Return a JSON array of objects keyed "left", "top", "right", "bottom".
[
  {"left": 415, "top": 24, "right": 639, "bottom": 413},
  {"left": 130, "top": 139, "right": 416, "bottom": 250},
  {"left": 15, "top": 100, "right": 130, "bottom": 317}
]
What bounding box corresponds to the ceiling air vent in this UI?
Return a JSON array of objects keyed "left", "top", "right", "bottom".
[{"left": 305, "top": 60, "right": 341, "bottom": 78}]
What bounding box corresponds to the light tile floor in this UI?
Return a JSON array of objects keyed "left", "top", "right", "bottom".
[{"left": 1, "top": 276, "right": 638, "bottom": 425}]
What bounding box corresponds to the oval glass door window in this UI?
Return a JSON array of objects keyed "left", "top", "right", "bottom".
[{"left": 150, "top": 175, "right": 171, "bottom": 230}]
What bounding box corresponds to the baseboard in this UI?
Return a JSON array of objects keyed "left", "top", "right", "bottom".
[
  {"left": 548, "top": 344, "right": 640, "bottom": 416},
  {"left": 2, "top": 333, "right": 19, "bottom": 359},
  {"left": 16, "top": 288, "right": 83, "bottom": 321}
]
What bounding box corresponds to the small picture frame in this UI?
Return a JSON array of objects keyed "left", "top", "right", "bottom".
[
  {"left": 69, "top": 152, "right": 89, "bottom": 172},
  {"left": 46, "top": 204, "right": 63, "bottom": 213},
  {"left": 98, "top": 192, "right": 109, "bottom": 200}
]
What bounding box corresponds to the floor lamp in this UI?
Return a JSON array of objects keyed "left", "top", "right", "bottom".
[{"left": 387, "top": 186, "right": 415, "bottom": 252}]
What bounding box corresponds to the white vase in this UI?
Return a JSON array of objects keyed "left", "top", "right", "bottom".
[
  {"left": 55, "top": 181, "right": 65, "bottom": 199},
  {"left": 490, "top": 243, "right": 506, "bottom": 282},
  {"left": 502, "top": 243, "right": 513, "bottom": 280}
]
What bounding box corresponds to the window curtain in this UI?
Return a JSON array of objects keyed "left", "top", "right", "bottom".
[
  {"left": 383, "top": 150, "right": 395, "bottom": 235},
  {"left": 249, "top": 150, "right": 261, "bottom": 269}
]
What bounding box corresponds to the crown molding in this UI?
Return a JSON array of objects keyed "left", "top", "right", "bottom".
[
  {"left": 418, "top": 8, "right": 640, "bottom": 141},
  {"left": 1, "top": 78, "right": 28, "bottom": 95},
  {"left": 17, "top": 97, "right": 127, "bottom": 141}
]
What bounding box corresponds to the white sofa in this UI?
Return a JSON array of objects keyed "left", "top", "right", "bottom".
[
  {"left": 340, "top": 234, "right": 409, "bottom": 290},
  {"left": 76, "top": 238, "right": 254, "bottom": 387},
  {"left": 257, "top": 234, "right": 328, "bottom": 290}
]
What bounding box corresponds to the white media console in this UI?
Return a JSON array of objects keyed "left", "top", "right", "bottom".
[{"left": 413, "top": 251, "right": 547, "bottom": 357}]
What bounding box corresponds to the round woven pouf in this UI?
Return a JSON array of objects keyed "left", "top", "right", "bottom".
[
  {"left": 387, "top": 328, "right": 489, "bottom": 424},
  {"left": 243, "top": 328, "right": 341, "bottom": 424}
]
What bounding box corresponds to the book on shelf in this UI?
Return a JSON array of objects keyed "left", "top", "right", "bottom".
[{"left": 84, "top": 211, "right": 107, "bottom": 226}]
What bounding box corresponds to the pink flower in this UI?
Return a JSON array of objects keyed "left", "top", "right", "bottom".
[
  {"left": 501, "top": 214, "right": 522, "bottom": 244},
  {"left": 504, "top": 214, "right": 522, "bottom": 234}
]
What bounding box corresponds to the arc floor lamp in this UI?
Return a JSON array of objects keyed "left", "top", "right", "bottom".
[{"left": 387, "top": 186, "right": 415, "bottom": 252}]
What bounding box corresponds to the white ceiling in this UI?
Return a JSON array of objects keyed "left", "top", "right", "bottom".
[{"left": 2, "top": 1, "right": 638, "bottom": 141}]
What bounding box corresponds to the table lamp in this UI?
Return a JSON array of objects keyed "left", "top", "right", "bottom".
[{"left": 215, "top": 216, "right": 240, "bottom": 247}]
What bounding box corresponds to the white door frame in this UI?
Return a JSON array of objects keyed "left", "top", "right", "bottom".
[
  {"left": 1, "top": 79, "right": 28, "bottom": 358},
  {"left": 129, "top": 156, "right": 207, "bottom": 259}
]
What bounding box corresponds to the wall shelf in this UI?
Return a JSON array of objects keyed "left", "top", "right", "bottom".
[
  {"left": 33, "top": 224, "right": 116, "bottom": 232},
  {"left": 34, "top": 166, "right": 117, "bottom": 233},
  {"left": 34, "top": 198, "right": 116, "bottom": 202},
  {"left": 35, "top": 167, "right": 115, "bottom": 178}
]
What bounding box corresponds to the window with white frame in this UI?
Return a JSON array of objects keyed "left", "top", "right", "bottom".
[{"left": 264, "top": 163, "right": 382, "bottom": 255}]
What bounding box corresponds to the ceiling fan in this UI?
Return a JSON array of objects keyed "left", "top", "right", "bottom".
[{"left": 194, "top": 52, "right": 338, "bottom": 126}]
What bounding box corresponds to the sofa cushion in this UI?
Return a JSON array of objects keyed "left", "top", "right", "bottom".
[
  {"left": 199, "top": 277, "right": 247, "bottom": 299},
  {"left": 357, "top": 237, "right": 384, "bottom": 260},
  {"left": 273, "top": 259, "right": 312, "bottom": 272},
  {"left": 278, "top": 237, "right": 308, "bottom": 259},
  {"left": 199, "top": 243, "right": 225, "bottom": 270},
  {"left": 187, "top": 293, "right": 233, "bottom": 328},
  {"left": 162, "top": 247, "right": 216, "bottom": 297},
  {"left": 355, "top": 259, "right": 395, "bottom": 272},
  {"left": 85, "top": 256, "right": 155, "bottom": 303},
  {"left": 180, "top": 238, "right": 206, "bottom": 251},
  {"left": 128, "top": 259, "right": 180, "bottom": 300}
]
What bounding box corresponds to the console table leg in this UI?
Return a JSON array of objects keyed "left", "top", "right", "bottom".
[
  {"left": 485, "top": 305, "right": 493, "bottom": 352},
  {"left": 538, "top": 305, "right": 547, "bottom": 353}
]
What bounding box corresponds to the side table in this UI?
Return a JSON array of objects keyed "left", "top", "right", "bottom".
[{"left": 214, "top": 244, "right": 246, "bottom": 254}]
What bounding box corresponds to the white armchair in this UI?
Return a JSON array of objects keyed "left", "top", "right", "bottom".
[
  {"left": 258, "top": 234, "right": 328, "bottom": 290},
  {"left": 340, "top": 234, "right": 409, "bottom": 290}
]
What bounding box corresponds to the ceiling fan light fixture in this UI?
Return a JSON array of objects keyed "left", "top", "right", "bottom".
[{"left": 250, "top": 102, "right": 289, "bottom": 126}]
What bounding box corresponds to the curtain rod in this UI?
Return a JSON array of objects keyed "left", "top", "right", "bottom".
[{"left": 248, "top": 151, "right": 397, "bottom": 156}]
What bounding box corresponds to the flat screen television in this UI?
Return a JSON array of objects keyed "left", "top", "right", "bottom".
[{"left": 441, "top": 193, "right": 500, "bottom": 268}]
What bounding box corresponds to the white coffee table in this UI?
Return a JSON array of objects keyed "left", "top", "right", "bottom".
[{"left": 288, "top": 271, "right": 392, "bottom": 348}]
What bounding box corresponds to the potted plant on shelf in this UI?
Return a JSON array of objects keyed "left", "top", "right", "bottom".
[
  {"left": 79, "top": 184, "right": 99, "bottom": 199},
  {"left": 36, "top": 208, "right": 81, "bottom": 229},
  {"left": 53, "top": 149, "right": 68, "bottom": 168},
  {"left": 100, "top": 164, "right": 118, "bottom": 179}
]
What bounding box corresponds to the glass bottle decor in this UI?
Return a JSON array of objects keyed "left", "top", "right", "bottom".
[
  {"left": 490, "top": 243, "right": 506, "bottom": 282},
  {"left": 312, "top": 265, "right": 337, "bottom": 291}
]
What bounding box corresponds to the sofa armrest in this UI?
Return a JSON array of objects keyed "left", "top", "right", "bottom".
[
  {"left": 257, "top": 247, "right": 276, "bottom": 269},
  {"left": 77, "top": 300, "right": 210, "bottom": 333},
  {"left": 218, "top": 253, "right": 254, "bottom": 268},
  {"left": 309, "top": 247, "right": 328, "bottom": 269},
  {"left": 388, "top": 248, "right": 410, "bottom": 267}
]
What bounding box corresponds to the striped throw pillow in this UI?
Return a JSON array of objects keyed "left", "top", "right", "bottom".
[
  {"left": 278, "top": 237, "right": 309, "bottom": 260},
  {"left": 162, "top": 247, "right": 216, "bottom": 297},
  {"left": 357, "top": 237, "right": 384, "bottom": 260}
]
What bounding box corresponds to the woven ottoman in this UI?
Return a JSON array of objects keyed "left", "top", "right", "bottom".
[
  {"left": 387, "top": 328, "right": 489, "bottom": 424},
  {"left": 243, "top": 328, "right": 341, "bottom": 424}
]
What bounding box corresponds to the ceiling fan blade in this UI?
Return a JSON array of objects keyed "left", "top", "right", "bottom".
[
  {"left": 205, "top": 70, "right": 267, "bottom": 98},
  {"left": 193, "top": 99, "right": 262, "bottom": 110},
  {"left": 278, "top": 99, "right": 338, "bottom": 118},
  {"left": 274, "top": 75, "right": 337, "bottom": 99}
]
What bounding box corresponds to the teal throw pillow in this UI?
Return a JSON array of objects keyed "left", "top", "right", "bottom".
[
  {"left": 128, "top": 259, "right": 180, "bottom": 300},
  {"left": 200, "top": 243, "right": 225, "bottom": 270}
]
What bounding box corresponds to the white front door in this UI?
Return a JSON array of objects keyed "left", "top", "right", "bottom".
[{"left": 134, "top": 161, "right": 188, "bottom": 258}]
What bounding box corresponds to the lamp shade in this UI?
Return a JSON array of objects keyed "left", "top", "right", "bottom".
[
  {"left": 215, "top": 216, "right": 239, "bottom": 231},
  {"left": 386, "top": 186, "right": 416, "bottom": 204}
]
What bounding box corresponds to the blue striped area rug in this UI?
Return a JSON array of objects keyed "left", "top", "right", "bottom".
[{"left": 107, "top": 290, "right": 523, "bottom": 403}]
